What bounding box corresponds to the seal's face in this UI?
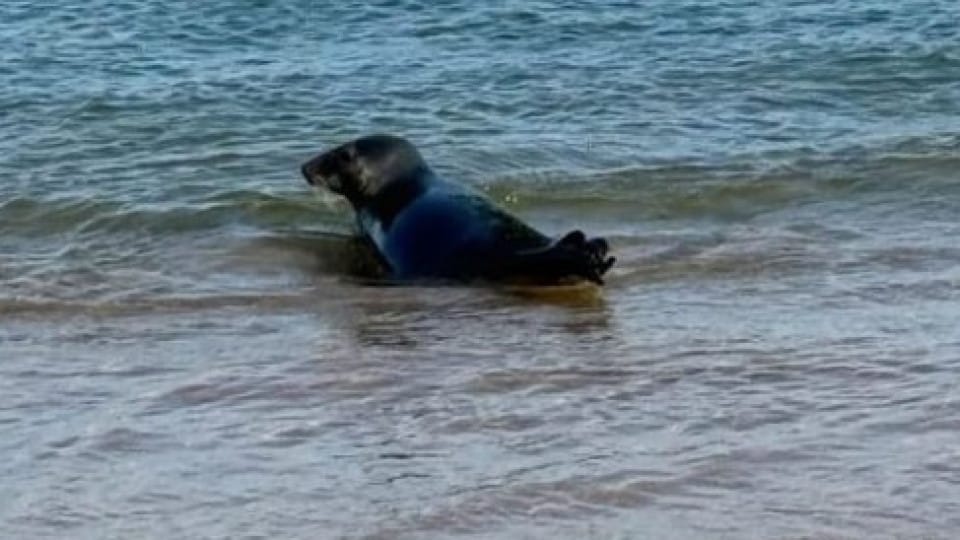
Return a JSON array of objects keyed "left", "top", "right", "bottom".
[{"left": 301, "top": 134, "right": 426, "bottom": 207}]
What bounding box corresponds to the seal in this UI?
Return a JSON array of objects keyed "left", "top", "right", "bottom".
[{"left": 301, "top": 134, "right": 615, "bottom": 285}]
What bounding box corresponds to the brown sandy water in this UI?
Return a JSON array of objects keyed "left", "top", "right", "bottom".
[{"left": 4, "top": 195, "right": 960, "bottom": 538}]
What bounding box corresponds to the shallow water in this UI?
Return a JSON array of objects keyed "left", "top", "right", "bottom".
[{"left": 3, "top": 1, "right": 960, "bottom": 538}]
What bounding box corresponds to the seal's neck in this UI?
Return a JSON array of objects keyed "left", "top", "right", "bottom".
[{"left": 361, "top": 165, "right": 434, "bottom": 228}]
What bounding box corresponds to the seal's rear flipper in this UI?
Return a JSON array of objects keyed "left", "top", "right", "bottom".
[
  {"left": 511, "top": 231, "right": 615, "bottom": 285},
  {"left": 557, "top": 230, "right": 587, "bottom": 247}
]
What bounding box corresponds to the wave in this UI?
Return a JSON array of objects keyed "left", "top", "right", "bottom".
[
  {"left": 0, "top": 190, "right": 345, "bottom": 238},
  {"left": 481, "top": 133, "right": 960, "bottom": 218},
  {"left": 2, "top": 133, "right": 957, "bottom": 240}
]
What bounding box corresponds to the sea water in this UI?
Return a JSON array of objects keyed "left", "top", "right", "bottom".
[{"left": 2, "top": 1, "right": 960, "bottom": 538}]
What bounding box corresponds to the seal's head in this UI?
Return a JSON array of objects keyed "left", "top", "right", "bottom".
[{"left": 301, "top": 134, "right": 429, "bottom": 208}]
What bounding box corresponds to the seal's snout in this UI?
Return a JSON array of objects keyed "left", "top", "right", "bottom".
[
  {"left": 301, "top": 161, "right": 316, "bottom": 185},
  {"left": 302, "top": 152, "right": 345, "bottom": 194},
  {"left": 302, "top": 154, "right": 331, "bottom": 187}
]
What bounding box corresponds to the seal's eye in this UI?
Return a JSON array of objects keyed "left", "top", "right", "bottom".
[{"left": 333, "top": 144, "right": 358, "bottom": 165}]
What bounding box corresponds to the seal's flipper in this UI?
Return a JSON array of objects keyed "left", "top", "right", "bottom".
[
  {"left": 510, "top": 232, "right": 615, "bottom": 285},
  {"left": 557, "top": 230, "right": 587, "bottom": 247}
]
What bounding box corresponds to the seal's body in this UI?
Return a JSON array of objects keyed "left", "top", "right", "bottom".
[{"left": 301, "top": 135, "right": 614, "bottom": 284}]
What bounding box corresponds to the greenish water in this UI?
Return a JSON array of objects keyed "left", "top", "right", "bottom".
[{"left": 2, "top": 1, "right": 960, "bottom": 538}]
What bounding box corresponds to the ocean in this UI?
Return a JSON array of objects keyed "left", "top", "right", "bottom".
[{"left": 2, "top": 1, "right": 959, "bottom": 538}]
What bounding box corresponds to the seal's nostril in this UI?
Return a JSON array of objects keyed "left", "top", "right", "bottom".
[{"left": 301, "top": 163, "right": 314, "bottom": 184}]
